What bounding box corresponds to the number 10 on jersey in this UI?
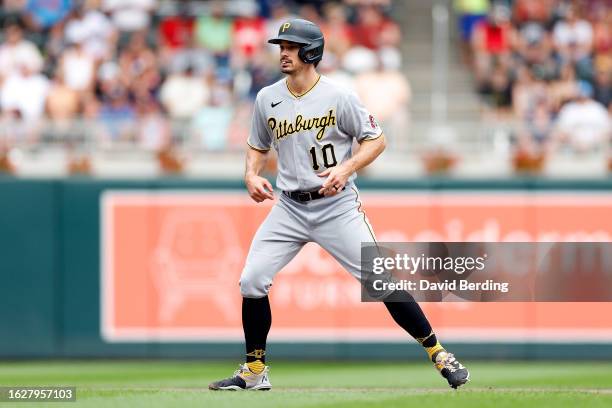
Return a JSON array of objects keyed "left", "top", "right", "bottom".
[{"left": 309, "top": 143, "right": 337, "bottom": 170}]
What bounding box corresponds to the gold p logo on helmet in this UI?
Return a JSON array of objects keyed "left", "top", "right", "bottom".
[{"left": 281, "top": 23, "right": 291, "bottom": 32}]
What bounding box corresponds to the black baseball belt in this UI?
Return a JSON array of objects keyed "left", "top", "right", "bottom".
[{"left": 283, "top": 186, "right": 345, "bottom": 202}]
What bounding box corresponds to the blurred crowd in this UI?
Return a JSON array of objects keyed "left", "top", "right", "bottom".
[
  {"left": 0, "top": 0, "right": 408, "bottom": 155},
  {"left": 456, "top": 0, "right": 611, "bottom": 154}
]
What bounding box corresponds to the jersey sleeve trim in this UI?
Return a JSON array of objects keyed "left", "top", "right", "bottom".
[
  {"left": 247, "top": 141, "right": 271, "bottom": 152},
  {"left": 359, "top": 131, "right": 385, "bottom": 142}
]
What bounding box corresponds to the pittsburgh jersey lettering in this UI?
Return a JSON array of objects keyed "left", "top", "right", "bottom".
[{"left": 268, "top": 109, "right": 336, "bottom": 141}]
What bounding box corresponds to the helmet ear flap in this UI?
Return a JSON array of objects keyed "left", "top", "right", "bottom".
[{"left": 298, "top": 41, "right": 324, "bottom": 64}]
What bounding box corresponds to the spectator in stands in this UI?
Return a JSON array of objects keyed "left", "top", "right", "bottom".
[
  {"left": 554, "top": 81, "right": 611, "bottom": 152},
  {"left": 592, "top": 5, "right": 611, "bottom": 57},
  {"left": 516, "top": 96, "right": 555, "bottom": 154},
  {"left": 165, "top": 33, "right": 215, "bottom": 78},
  {"left": 44, "top": 20, "right": 68, "bottom": 73},
  {"left": 158, "top": 1, "right": 194, "bottom": 56},
  {"left": 512, "top": 65, "right": 548, "bottom": 119},
  {"left": 515, "top": 22, "right": 557, "bottom": 81},
  {"left": 298, "top": 3, "right": 323, "bottom": 27},
  {"left": 23, "top": 0, "right": 72, "bottom": 32},
  {"left": 340, "top": 3, "right": 401, "bottom": 79},
  {"left": 548, "top": 63, "right": 579, "bottom": 113},
  {"left": 58, "top": 40, "right": 96, "bottom": 94},
  {"left": 354, "top": 55, "right": 407, "bottom": 117},
  {"left": 81, "top": 92, "right": 99, "bottom": 114},
  {"left": 102, "top": 0, "right": 155, "bottom": 33},
  {"left": 133, "top": 63, "right": 162, "bottom": 101},
  {"left": 485, "top": 62, "right": 513, "bottom": 109},
  {"left": 512, "top": 0, "right": 553, "bottom": 27},
  {"left": 97, "top": 59, "right": 120, "bottom": 87},
  {"left": 46, "top": 69, "right": 80, "bottom": 123},
  {"left": 318, "top": 53, "right": 354, "bottom": 90},
  {"left": 341, "top": 45, "right": 378, "bottom": 75},
  {"left": 118, "top": 31, "right": 160, "bottom": 99},
  {"left": 209, "top": 74, "right": 235, "bottom": 108},
  {"left": 350, "top": 4, "right": 400, "bottom": 50},
  {"left": 232, "top": 8, "right": 267, "bottom": 62},
  {"left": 320, "top": 2, "right": 352, "bottom": 60},
  {"left": 225, "top": 100, "right": 252, "bottom": 149},
  {"left": 97, "top": 82, "right": 136, "bottom": 142},
  {"left": 42, "top": 68, "right": 80, "bottom": 141},
  {"left": 552, "top": 3, "right": 593, "bottom": 79},
  {"left": 136, "top": 96, "right": 170, "bottom": 151},
  {"left": 354, "top": 56, "right": 410, "bottom": 148},
  {"left": 593, "top": 65, "right": 611, "bottom": 111},
  {"left": 528, "top": 98, "right": 555, "bottom": 146},
  {"left": 190, "top": 76, "right": 234, "bottom": 151},
  {"left": 195, "top": 0, "right": 233, "bottom": 65},
  {"left": 0, "top": 19, "right": 44, "bottom": 78},
  {"left": 245, "top": 51, "right": 281, "bottom": 97},
  {"left": 160, "top": 65, "right": 209, "bottom": 120},
  {"left": 1, "top": 0, "right": 27, "bottom": 16},
  {"left": 454, "top": 0, "right": 489, "bottom": 43},
  {"left": 64, "top": 3, "right": 116, "bottom": 62},
  {"left": 471, "top": 3, "right": 513, "bottom": 90},
  {"left": 233, "top": 6, "right": 276, "bottom": 98},
  {"left": 0, "top": 63, "right": 49, "bottom": 120}
]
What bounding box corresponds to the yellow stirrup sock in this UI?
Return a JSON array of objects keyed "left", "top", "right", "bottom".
[{"left": 246, "top": 360, "right": 265, "bottom": 374}]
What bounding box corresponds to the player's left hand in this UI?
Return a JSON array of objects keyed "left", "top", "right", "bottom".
[{"left": 317, "top": 164, "right": 353, "bottom": 197}]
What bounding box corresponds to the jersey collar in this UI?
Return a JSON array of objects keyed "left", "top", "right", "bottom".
[{"left": 285, "top": 74, "right": 321, "bottom": 99}]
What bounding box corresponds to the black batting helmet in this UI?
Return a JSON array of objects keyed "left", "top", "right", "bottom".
[{"left": 268, "top": 19, "right": 324, "bottom": 64}]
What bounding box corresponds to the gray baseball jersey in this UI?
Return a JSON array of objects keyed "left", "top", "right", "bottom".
[
  {"left": 247, "top": 75, "right": 383, "bottom": 191},
  {"left": 239, "top": 74, "right": 384, "bottom": 299}
]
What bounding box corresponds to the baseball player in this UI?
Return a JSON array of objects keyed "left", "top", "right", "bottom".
[{"left": 209, "top": 19, "right": 469, "bottom": 391}]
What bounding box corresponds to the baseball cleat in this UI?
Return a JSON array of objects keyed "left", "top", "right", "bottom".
[
  {"left": 208, "top": 363, "right": 272, "bottom": 391},
  {"left": 432, "top": 350, "right": 470, "bottom": 389}
]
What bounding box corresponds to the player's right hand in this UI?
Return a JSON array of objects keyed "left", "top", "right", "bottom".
[{"left": 245, "top": 175, "right": 275, "bottom": 203}]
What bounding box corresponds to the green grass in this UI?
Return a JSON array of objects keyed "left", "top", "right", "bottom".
[{"left": 0, "top": 360, "right": 611, "bottom": 407}]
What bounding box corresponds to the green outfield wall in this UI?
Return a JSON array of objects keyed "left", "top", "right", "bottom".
[{"left": 1, "top": 177, "right": 612, "bottom": 360}]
